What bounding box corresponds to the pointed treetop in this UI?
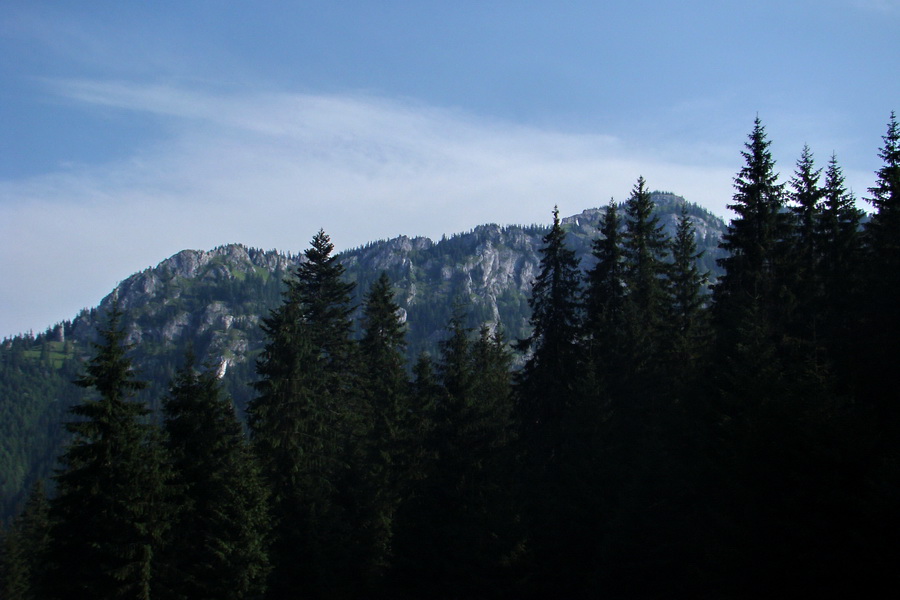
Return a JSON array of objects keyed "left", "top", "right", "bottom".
[{"left": 867, "top": 111, "right": 900, "bottom": 214}]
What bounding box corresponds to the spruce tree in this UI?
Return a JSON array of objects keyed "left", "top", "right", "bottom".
[
  {"left": 789, "top": 146, "right": 823, "bottom": 258},
  {"left": 866, "top": 112, "right": 900, "bottom": 257},
  {"left": 515, "top": 206, "right": 582, "bottom": 447},
  {"left": 584, "top": 201, "right": 628, "bottom": 396},
  {"left": 406, "top": 352, "right": 441, "bottom": 480},
  {"left": 704, "top": 120, "right": 851, "bottom": 595},
  {"left": 816, "top": 154, "right": 862, "bottom": 367},
  {"left": 862, "top": 112, "right": 900, "bottom": 413},
  {"left": 47, "top": 304, "right": 169, "bottom": 600},
  {"left": 622, "top": 178, "right": 670, "bottom": 313},
  {"left": 813, "top": 112, "right": 900, "bottom": 597},
  {"left": 514, "top": 208, "right": 587, "bottom": 596},
  {"left": 621, "top": 176, "right": 671, "bottom": 384},
  {"left": 161, "top": 354, "right": 270, "bottom": 600},
  {"left": 713, "top": 117, "right": 792, "bottom": 377},
  {"left": 467, "top": 324, "right": 519, "bottom": 592},
  {"left": 355, "top": 272, "right": 410, "bottom": 583},
  {"left": 294, "top": 230, "right": 357, "bottom": 384},
  {"left": 786, "top": 145, "right": 824, "bottom": 345},
  {"left": 666, "top": 202, "right": 710, "bottom": 379},
  {"left": 248, "top": 229, "right": 359, "bottom": 599}
]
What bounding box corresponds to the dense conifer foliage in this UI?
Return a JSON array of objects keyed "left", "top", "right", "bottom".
[
  {"left": 4, "top": 114, "right": 900, "bottom": 598},
  {"left": 46, "top": 304, "right": 169, "bottom": 600},
  {"left": 246, "top": 229, "right": 365, "bottom": 599},
  {"left": 161, "top": 354, "right": 270, "bottom": 599},
  {"left": 1, "top": 482, "right": 50, "bottom": 600},
  {"left": 354, "top": 272, "right": 413, "bottom": 581},
  {"left": 515, "top": 206, "right": 583, "bottom": 450}
]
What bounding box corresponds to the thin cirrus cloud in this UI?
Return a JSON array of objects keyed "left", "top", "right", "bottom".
[
  {"left": 0, "top": 80, "right": 736, "bottom": 339},
  {"left": 853, "top": 0, "right": 900, "bottom": 13}
]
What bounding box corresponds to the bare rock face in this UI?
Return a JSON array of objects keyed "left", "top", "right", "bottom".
[
  {"left": 159, "top": 249, "right": 212, "bottom": 279},
  {"left": 68, "top": 244, "right": 297, "bottom": 363},
  {"left": 160, "top": 311, "right": 191, "bottom": 343}
]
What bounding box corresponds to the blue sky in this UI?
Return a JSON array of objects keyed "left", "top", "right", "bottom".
[{"left": 1, "top": 0, "right": 898, "bottom": 338}]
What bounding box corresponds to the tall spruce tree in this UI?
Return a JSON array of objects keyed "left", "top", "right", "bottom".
[
  {"left": 584, "top": 201, "right": 628, "bottom": 397},
  {"left": 713, "top": 117, "right": 792, "bottom": 392},
  {"left": 816, "top": 153, "right": 863, "bottom": 370},
  {"left": 513, "top": 208, "right": 588, "bottom": 597},
  {"left": 467, "top": 324, "right": 519, "bottom": 591},
  {"left": 862, "top": 112, "right": 900, "bottom": 414},
  {"left": 703, "top": 120, "right": 857, "bottom": 595},
  {"left": 47, "top": 304, "right": 169, "bottom": 600},
  {"left": 161, "top": 354, "right": 270, "bottom": 600},
  {"left": 248, "top": 229, "right": 359, "bottom": 599},
  {"left": 515, "top": 206, "right": 582, "bottom": 448},
  {"left": 622, "top": 178, "right": 670, "bottom": 310},
  {"left": 786, "top": 145, "right": 824, "bottom": 345},
  {"left": 621, "top": 176, "right": 671, "bottom": 386},
  {"left": 789, "top": 146, "right": 823, "bottom": 260},
  {"left": 355, "top": 272, "right": 410, "bottom": 584},
  {"left": 866, "top": 112, "right": 900, "bottom": 259},
  {"left": 666, "top": 202, "right": 710, "bottom": 380},
  {"left": 294, "top": 230, "right": 357, "bottom": 383}
]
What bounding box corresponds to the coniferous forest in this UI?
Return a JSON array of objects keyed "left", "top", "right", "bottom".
[{"left": 2, "top": 114, "right": 900, "bottom": 598}]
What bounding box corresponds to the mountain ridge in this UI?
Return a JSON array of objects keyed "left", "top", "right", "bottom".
[{"left": 0, "top": 194, "right": 726, "bottom": 520}]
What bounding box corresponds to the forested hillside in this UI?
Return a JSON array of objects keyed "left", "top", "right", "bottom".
[
  {"left": 2, "top": 113, "right": 899, "bottom": 598},
  {"left": 0, "top": 195, "right": 725, "bottom": 522}
]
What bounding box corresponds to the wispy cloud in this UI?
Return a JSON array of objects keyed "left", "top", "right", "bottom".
[
  {"left": 851, "top": 0, "right": 900, "bottom": 14},
  {"left": 2, "top": 80, "right": 739, "bottom": 338}
]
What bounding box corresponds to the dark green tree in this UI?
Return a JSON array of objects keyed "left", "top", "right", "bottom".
[
  {"left": 1, "top": 482, "right": 50, "bottom": 600},
  {"left": 391, "top": 312, "right": 472, "bottom": 595},
  {"left": 389, "top": 352, "right": 441, "bottom": 594},
  {"left": 848, "top": 116, "right": 900, "bottom": 582},
  {"left": 861, "top": 112, "right": 900, "bottom": 413},
  {"left": 395, "top": 312, "right": 517, "bottom": 597},
  {"left": 621, "top": 176, "right": 671, "bottom": 385},
  {"left": 786, "top": 145, "right": 824, "bottom": 346},
  {"left": 355, "top": 272, "right": 410, "bottom": 584},
  {"left": 665, "top": 201, "right": 710, "bottom": 380},
  {"left": 515, "top": 206, "right": 583, "bottom": 448},
  {"left": 247, "top": 229, "right": 359, "bottom": 599},
  {"left": 161, "top": 354, "right": 270, "bottom": 600},
  {"left": 713, "top": 117, "right": 792, "bottom": 380},
  {"left": 816, "top": 153, "right": 863, "bottom": 367},
  {"left": 406, "top": 351, "right": 441, "bottom": 477},
  {"left": 622, "top": 178, "right": 670, "bottom": 311},
  {"left": 584, "top": 201, "right": 628, "bottom": 396},
  {"left": 470, "top": 325, "right": 514, "bottom": 449},
  {"left": 702, "top": 120, "right": 858, "bottom": 596},
  {"left": 469, "top": 324, "right": 519, "bottom": 549},
  {"left": 789, "top": 145, "right": 823, "bottom": 268},
  {"left": 294, "top": 230, "right": 357, "bottom": 384},
  {"left": 47, "top": 304, "right": 169, "bottom": 600},
  {"left": 513, "top": 208, "right": 588, "bottom": 597},
  {"left": 865, "top": 112, "right": 900, "bottom": 259}
]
